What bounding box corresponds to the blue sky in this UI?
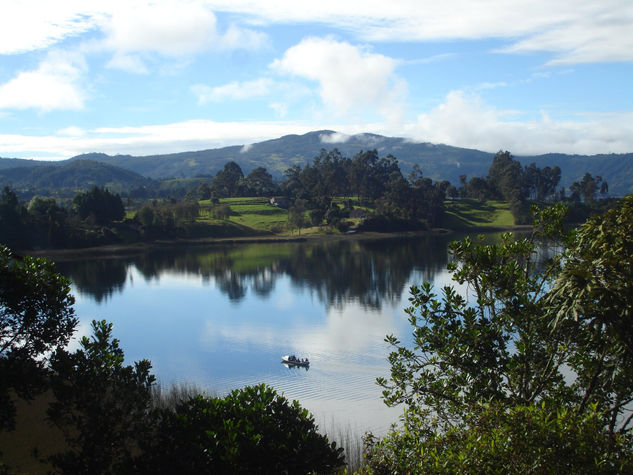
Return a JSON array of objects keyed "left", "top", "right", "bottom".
[{"left": 1, "top": 0, "right": 632, "bottom": 160}]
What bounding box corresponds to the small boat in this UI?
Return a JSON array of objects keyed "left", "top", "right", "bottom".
[{"left": 281, "top": 354, "right": 310, "bottom": 367}]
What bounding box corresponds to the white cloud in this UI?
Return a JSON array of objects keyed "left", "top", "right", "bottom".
[
  {"left": 271, "top": 37, "right": 405, "bottom": 120},
  {"left": 407, "top": 90, "right": 633, "bottom": 155},
  {"left": 320, "top": 132, "right": 350, "bottom": 144},
  {"left": 102, "top": 1, "right": 219, "bottom": 57},
  {"left": 2, "top": 1, "right": 631, "bottom": 66},
  {"left": 0, "top": 50, "right": 86, "bottom": 111},
  {"left": 218, "top": 24, "right": 269, "bottom": 50},
  {"left": 2, "top": 103, "right": 631, "bottom": 161},
  {"left": 192, "top": 78, "right": 273, "bottom": 103},
  {"left": 0, "top": 120, "right": 325, "bottom": 158},
  {"left": 269, "top": 102, "right": 288, "bottom": 118},
  {"left": 0, "top": 2, "right": 268, "bottom": 61},
  {"left": 106, "top": 53, "right": 149, "bottom": 74},
  {"left": 97, "top": 1, "right": 267, "bottom": 64},
  {"left": 0, "top": 1, "right": 99, "bottom": 54},
  {"left": 499, "top": 15, "right": 633, "bottom": 65},
  {"left": 207, "top": 0, "right": 633, "bottom": 64},
  {"left": 57, "top": 126, "right": 85, "bottom": 137}
]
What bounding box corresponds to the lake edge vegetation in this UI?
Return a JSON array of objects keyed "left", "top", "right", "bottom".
[{"left": 1, "top": 149, "right": 619, "bottom": 252}]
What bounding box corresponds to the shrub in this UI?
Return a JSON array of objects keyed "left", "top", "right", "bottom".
[{"left": 137, "top": 384, "right": 344, "bottom": 474}]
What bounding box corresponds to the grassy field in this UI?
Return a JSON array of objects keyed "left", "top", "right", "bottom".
[
  {"left": 197, "top": 197, "right": 287, "bottom": 233},
  {"left": 123, "top": 196, "right": 518, "bottom": 239},
  {"left": 442, "top": 199, "right": 515, "bottom": 229}
]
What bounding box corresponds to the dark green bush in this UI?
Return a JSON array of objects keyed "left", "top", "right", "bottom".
[{"left": 137, "top": 384, "right": 344, "bottom": 474}]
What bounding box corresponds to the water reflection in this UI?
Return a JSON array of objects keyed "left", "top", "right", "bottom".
[
  {"left": 51, "top": 234, "right": 464, "bottom": 434},
  {"left": 55, "top": 235, "right": 451, "bottom": 310}
]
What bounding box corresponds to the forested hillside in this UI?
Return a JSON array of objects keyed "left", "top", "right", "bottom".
[{"left": 0, "top": 160, "right": 155, "bottom": 197}]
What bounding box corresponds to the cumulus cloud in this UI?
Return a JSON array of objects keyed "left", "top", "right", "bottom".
[
  {"left": 271, "top": 37, "right": 406, "bottom": 120},
  {"left": 0, "top": 51, "right": 86, "bottom": 111},
  {"left": 407, "top": 90, "right": 633, "bottom": 155},
  {"left": 95, "top": 2, "right": 268, "bottom": 72},
  {"left": 102, "top": 1, "right": 219, "bottom": 56}
]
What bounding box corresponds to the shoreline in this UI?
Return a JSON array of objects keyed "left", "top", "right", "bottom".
[{"left": 22, "top": 225, "right": 532, "bottom": 261}]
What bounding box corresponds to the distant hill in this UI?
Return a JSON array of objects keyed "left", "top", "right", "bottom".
[
  {"left": 0, "top": 159, "right": 155, "bottom": 196},
  {"left": 1, "top": 130, "right": 632, "bottom": 195}
]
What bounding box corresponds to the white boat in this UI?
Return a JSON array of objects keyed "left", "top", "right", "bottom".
[{"left": 281, "top": 355, "right": 309, "bottom": 367}]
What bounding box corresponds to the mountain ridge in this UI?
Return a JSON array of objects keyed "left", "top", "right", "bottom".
[{"left": 1, "top": 130, "right": 632, "bottom": 195}]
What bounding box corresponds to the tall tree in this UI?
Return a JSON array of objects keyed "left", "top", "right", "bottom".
[
  {"left": 568, "top": 173, "right": 608, "bottom": 203},
  {"left": 72, "top": 186, "right": 125, "bottom": 225},
  {"left": 211, "top": 162, "right": 245, "bottom": 197},
  {"left": 0, "top": 187, "right": 27, "bottom": 249},
  {"left": 244, "top": 167, "right": 277, "bottom": 197},
  {"left": 487, "top": 150, "right": 526, "bottom": 202}
]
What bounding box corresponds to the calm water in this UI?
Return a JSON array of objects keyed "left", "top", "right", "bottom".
[{"left": 52, "top": 234, "right": 467, "bottom": 435}]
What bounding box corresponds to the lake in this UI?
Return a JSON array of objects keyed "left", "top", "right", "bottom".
[{"left": 51, "top": 233, "right": 472, "bottom": 436}]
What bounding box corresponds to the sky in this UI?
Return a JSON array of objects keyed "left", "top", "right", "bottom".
[{"left": 1, "top": 0, "right": 632, "bottom": 160}]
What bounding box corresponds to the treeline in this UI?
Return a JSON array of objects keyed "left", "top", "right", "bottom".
[
  {"left": 188, "top": 148, "right": 611, "bottom": 226},
  {"left": 0, "top": 148, "right": 617, "bottom": 251},
  {"left": 0, "top": 184, "right": 207, "bottom": 249},
  {"left": 188, "top": 149, "right": 449, "bottom": 229},
  {"left": 453, "top": 151, "right": 610, "bottom": 223},
  {"left": 0, "top": 186, "right": 127, "bottom": 250}
]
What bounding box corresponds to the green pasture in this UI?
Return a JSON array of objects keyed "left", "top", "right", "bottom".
[{"left": 443, "top": 199, "right": 515, "bottom": 228}]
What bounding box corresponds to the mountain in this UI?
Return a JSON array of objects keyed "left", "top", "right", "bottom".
[
  {"left": 1, "top": 130, "right": 632, "bottom": 195},
  {"left": 0, "top": 159, "right": 154, "bottom": 196}
]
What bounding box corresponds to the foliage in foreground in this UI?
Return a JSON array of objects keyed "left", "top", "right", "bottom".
[
  {"left": 363, "top": 403, "right": 632, "bottom": 474},
  {"left": 0, "top": 246, "right": 76, "bottom": 432},
  {"left": 47, "top": 320, "right": 155, "bottom": 474},
  {"left": 44, "top": 320, "right": 344, "bottom": 474},
  {"left": 367, "top": 198, "right": 633, "bottom": 473},
  {"left": 137, "top": 384, "right": 344, "bottom": 474}
]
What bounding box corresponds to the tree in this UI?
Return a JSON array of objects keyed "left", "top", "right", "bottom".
[
  {"left": 72, "top": 186, "right": 125, "bottom": 225},
  {"left": 546, "top": 195, "right": 633, "bottom": 433},
  {"left": 0, "top": 187, "right": 27, "bottom": 249},
  {"left": 197, "top": 182, "right": 212, "bottom": 200},
  {"left": 211, "top": 162, "right": 245, "bottom": 197},
  {"left": 244, "top": 167, "right": 277, "bottom": 197},
  {"left": 568, "top": 173, "right": 608, "bottom": 203},
  {"left": 288, "top": 199, "right": 307, "bottom": 235},
  {"left": 0, "top": 246, "right": 77, "bottom": 431},
  {"left": 487, "top": 150, "right": 526, "bottom": 202},
  {"left": 378, "top": 207, "right": 571, "bottom": 424},
  {"left": 137, "top": 384, "right": 344, "bottom": 474},
  {"left": 48, "top": 320, "right": 155, "bottom": 474},
  {"left": 370, "top": 202, "right": 633, "bottom": 471},
  {"left": 211, "top": 203, "right": 231, "bottom": 220},
  {"left": 26, "top": 196, "right": 68, "bottom": 248}
]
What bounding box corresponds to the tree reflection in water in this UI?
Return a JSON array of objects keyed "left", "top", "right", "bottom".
[{"left": 54, "top": 235, "right": 454, "bottom": 309}]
